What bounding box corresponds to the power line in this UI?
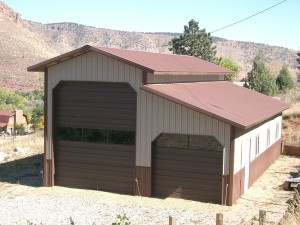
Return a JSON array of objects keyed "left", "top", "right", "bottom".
[{"left": 210, "top": 0, "right": 288, "bottom": 33}]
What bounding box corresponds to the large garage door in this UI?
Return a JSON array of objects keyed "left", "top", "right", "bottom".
[
  {"left": 153, "top": 134, "right": 223, "bottom": 203},
  {"left": 54, "top": 82, "right": 136, "bottom": 195}
]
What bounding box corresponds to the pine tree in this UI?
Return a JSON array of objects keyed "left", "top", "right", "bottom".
[
  {"left": 244, "top": 50, "right": 278, "bottom": 96},
  {"left": 169, "top": 19, "right": 219, "bottom": 64},
  {"left": 276, "top": 65, "right": 294, "bottom": 92}
]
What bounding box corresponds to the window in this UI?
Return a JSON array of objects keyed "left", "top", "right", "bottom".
[
  {"left": 57, "top": 127, "right": 135, "bottom": 146},
  {"left": 107, "top": 130, "right": 135, "bottom": 145},
  {"left": 240, "top": 141, "right": 243, "bottom": 168},
  {"left": 9, "top": 117, "right": 14, "bottom": 124},
  {"left": 57, "top": 127, "right": 82, "bottom": 141},
  {"left": 255, "top": 134, "right": 260, "bottom": 156},
  {"left": 155, "top": 134, "right": 223, "bottom": 151},
  {"left": 275, "top": 123, "right": 280, "bottom": 140},
  {"left": 266, "top": 128, "right": 271, "bottom": 147},
  {"left": 82, "top": 128, "right": 107, "bottom": 143}
]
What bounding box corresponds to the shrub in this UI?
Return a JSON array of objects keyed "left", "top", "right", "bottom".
[
  {"left": 276, "top": 65, "right": 295, "bottom": 92},
  {"left": 112, "top": 214, "right": 131, "bottom": 225}
]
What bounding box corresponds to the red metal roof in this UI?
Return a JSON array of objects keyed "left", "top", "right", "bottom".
[
  {"left": 0, "top": 110, "right": 14, "bottom": 116},
  {"left": 27, "top": 45, "right": 232, "bottom": 75},
  {"left": 140, "top": 82, "right": 289, "bottom": 129},
  {"left": 0, "top": 111, "right": 14, "bottom": 127}
]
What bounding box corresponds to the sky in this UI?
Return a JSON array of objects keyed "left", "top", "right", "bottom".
[{"left": 3, "top": 0, "right": 299, "bottom": 50}]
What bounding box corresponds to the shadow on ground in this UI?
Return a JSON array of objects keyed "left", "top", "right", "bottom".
[{"left": 0, "top": 154, "right": 43, "bottom": 187}]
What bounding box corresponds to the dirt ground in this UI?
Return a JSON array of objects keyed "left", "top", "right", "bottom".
[{"left": 1, "top": 154, "right": 300, "bottom": 224}]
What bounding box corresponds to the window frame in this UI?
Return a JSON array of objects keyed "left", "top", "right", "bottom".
[
  {"left": 255, "top": 134, "right": 260, "bottom": 156},
  {"left": 266, "top": 127, "right": 271, "bottom": 148},
  {"left": 275, "top": 123, "right": 280, "bottom": 140}
]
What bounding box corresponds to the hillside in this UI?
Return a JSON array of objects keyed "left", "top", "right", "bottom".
[
  {"left": 0, "top": 1, "right": 59, "bottom": 90},
  {"left": 27, "top": 21, "right": 298, "bottom": 72},
  {"left": 0, "top": 1, "right": 298, "bottom": 90}
]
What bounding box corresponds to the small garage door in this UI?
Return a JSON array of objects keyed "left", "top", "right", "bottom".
[
  {"left": 54, "top": 82, "right": 136, "bottom": 195},
  {"left": 153, "top": 134, "right": 223, "bottom": 203}
]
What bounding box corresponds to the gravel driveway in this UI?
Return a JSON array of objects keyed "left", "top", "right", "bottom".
[{"left": 0, "top": 155, "right": 300, "bottom": 225}]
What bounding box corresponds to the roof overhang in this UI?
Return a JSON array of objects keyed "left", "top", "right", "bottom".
[
  {"left": 28, "top": 45, "right": 233, "bottom": 76},
  {"left": 27, "top": 45, "right": 155, "bottom": 73}
]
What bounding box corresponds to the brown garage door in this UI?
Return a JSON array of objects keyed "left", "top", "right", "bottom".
[
  {"left": 153, "top": 134, "right": 223, "bottom": 203},
  {"left": 54, "top": 82, "right": 136, "bottom": 195}
]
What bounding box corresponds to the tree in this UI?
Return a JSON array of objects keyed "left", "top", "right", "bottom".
[
  {"left": 31, "top": 103, "right": 44, "bottom": 130},
  {"left": 276, "top": 65, "right": 294, "bottom": 92},
  {"left": 219, "top": 57, "right": 241, "bottom": 82},
  {"left": 0, "top": 87, "right": 27, "bottom": 109},
  {"left": 169, "top": 19, "right": 219, "bottom": 64},
  {"left": 244, "top": 50, "right": 278, "bottom": 96},
  {"left": 16, "top": 89, "right": 44, "bottom": 101}
]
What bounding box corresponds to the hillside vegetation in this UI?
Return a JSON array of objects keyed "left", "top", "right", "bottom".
[{"left": 281, "top": 87, "right": 300, "bottom": 146}]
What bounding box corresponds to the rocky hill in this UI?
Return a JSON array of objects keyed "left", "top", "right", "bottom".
[
  {"left": 0, "top": 1, "right": 298, "bottom": 90},
  {"left": 0, "top": 1, "right": 59, "bottom": 90}
]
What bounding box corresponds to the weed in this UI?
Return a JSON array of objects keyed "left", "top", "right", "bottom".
[
  {"left": 69, "top": 217, "right": 75, "bottom": 225},
  {"left": 112, "top": 214, "right": 131, "bottom": 225},
  {"left": 26, "top": 220, "right": 43, "bottom": 225}
]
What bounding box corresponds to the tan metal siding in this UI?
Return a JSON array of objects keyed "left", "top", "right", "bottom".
[
  {"left": 147, "top": 74, "right": 224, "bottom": 83},
  {"left": 137, "top": 90, "right": 231, "bottom": 175},
  {"left": 47, "top": 52, "right": 143, "bottom": 160}
]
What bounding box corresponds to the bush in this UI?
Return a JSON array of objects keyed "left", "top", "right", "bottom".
[
  {"left": 219, "top": 57, "right": 241, "bottom": 82},
  {"left": 244, "top": 50, "right": 278, "bottom": 96},
  {"left": 276, "top": 65, "right": 294, "bottom": 92}
]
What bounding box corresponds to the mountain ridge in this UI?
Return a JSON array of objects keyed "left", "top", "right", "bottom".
[{"left": 0, "top": 1, "right": 298, "bottom": 90}]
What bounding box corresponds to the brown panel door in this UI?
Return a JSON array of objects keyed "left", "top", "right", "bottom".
[
  {"left": 153, "top": 146, "right": 223, "bottom": 203},
  {"left": 54, "top": 82, "right": 136, "bottom": 195}
]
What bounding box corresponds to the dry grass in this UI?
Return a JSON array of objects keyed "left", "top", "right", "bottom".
[
  {"left": 0, "top": 130, "right": 44, "bottom": 183},
  {"left": 0, "top": 130, "right": 44, "bottom": 162},
  {"left": 281, "top": 86, "right": 300, "bottom": 146}
]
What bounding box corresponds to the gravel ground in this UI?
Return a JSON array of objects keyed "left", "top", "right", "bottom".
[{"left": 0, "top": 155, "right": 300, "bottom": 225}]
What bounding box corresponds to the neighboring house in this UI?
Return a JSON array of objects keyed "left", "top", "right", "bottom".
[
  {"left": 28, "top": 45, "right": 289, "bottom": 205},
  {"left": 0, "top": 110, "right": 28, "bottom": 134}
]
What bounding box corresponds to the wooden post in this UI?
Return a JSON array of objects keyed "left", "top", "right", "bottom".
[
  {"left": 169, "top": 216, "right": 176, "bottom": 225},
  {"left": 216, "top": 213, "right": 223, "bottom": 225},
  {"left": 259, "top": 210, "right": 266, "bottom": 225}
]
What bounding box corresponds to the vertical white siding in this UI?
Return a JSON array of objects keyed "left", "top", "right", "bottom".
[
  {"left": 47, "top": 51, "right": 231, "bottom": 176},
  {"left": 233, "top": 115, "right": 282, "bottom": 174},
  {"left": 137, "top": 90, "right": 231, "bottom": 175},
  {"left": 47, "top": 52, "right": 143, "bottom": 160},
  {"left": 147, "top": 74, "right": 224, "bottom": 83}
]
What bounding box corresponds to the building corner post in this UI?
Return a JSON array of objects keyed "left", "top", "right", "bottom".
[{"left": 228, "top": 126, "right": 235, "bottom": 206}]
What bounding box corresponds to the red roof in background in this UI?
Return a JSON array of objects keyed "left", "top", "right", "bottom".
[
  {"left": 27, "top": 45, "right": 232, "bottom": 75},
  {"left": 140, "top": 82, "right": 289, "bottom": 129},
  {"left": 0, "top": 110, "right": 14, "bottom": 116},
  {"left": 0, "top": 120, "right": 9, "bottom": 127},
  {"left": 0, "top": 110, "right": 14, "bottom": 127}
]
